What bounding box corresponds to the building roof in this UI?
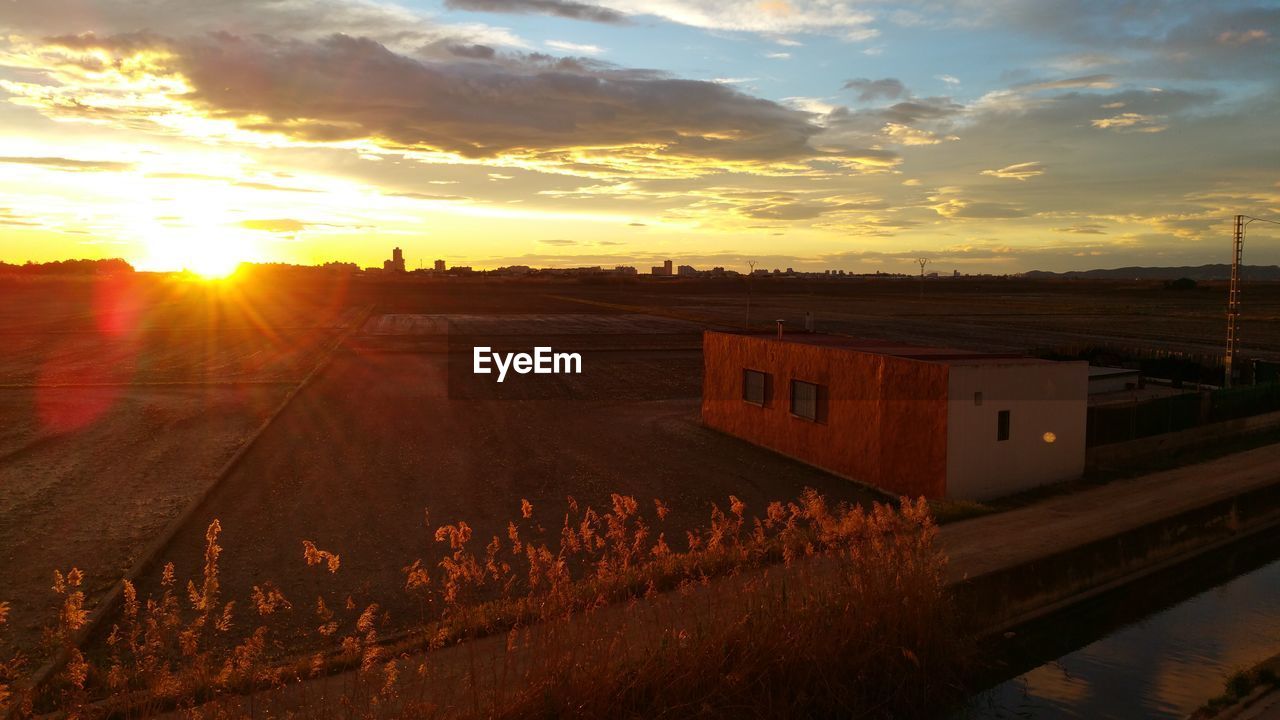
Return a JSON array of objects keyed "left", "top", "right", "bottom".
[
  {"left": 1088, "top": 366, "right": 1140, "bottom": 378},
  {"left": 710, "top": 330, "right": 1054, "bottom": 366}
]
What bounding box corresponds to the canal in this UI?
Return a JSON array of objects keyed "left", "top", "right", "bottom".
[{"left": 963, "top": 526, "right": 1280, "bottom": 718}]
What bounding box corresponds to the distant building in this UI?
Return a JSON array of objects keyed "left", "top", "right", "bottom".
[
  {"left": 384, "top": 247, "right": 407, "bottom": 273},
  {"left": 613, "top": 266, "right": 638, "bottom": 275},
  {"left": 702, "top": 331, "right": 1087, "bottom": 501},
  {"left": 651, "top": 259, "right": 674, "bottom": 276},
  {"left": 677, "top": 264, "right": 697, "bottom": 277},
  {"left": 434, "top": 259, "right": 446, "bottom": 272}
]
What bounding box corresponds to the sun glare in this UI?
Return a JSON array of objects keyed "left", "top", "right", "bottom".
[
  {"left": 119, "top": 179, "right": 268, "bottom": 278},
  {"left": 137, "top": 233, "right": 252, "bottom": 279},
  {"left": 187, "top": 248, "right": 243, "bottom": 279}
]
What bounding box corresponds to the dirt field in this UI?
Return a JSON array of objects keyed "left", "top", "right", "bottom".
[
  {"left": 0, "top": 385, "right": 287, "bottom": 648},
  {"left": 546, "top": 277, "right": 1280, "bottom": 364},
  {"left": 5, "top": 272, "right": 1279, "bottom": 659},
  {"left": 125, "top": 338, "right": 881, "bottom": 646},
  {"left": 0, "top": 274, "right": 354, "bottom": 653}
]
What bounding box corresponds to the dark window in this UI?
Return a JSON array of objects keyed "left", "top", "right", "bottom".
[
  {"left": 790, "top": 379, "right": 821, "bottom": 421},
  {"left": 997, "top": 410, "right": 1011, "bottom": 441},
  {"left": 973, "top": 391, "right": 983, "bottom": 406},
  {"left": 742, "top": 369, "right": 769, "bottom": 406}
]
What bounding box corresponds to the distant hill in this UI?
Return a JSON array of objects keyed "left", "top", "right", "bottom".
[{"left": 1022, "top": 264, "right": 1280, "bottom": 281}]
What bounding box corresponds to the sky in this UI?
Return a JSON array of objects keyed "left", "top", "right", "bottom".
[{"left": 0, "top": 0, "right": 1277, "bottom": 275}]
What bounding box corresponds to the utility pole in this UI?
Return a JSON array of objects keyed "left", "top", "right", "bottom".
[
  {"left": 1223, "top": 214, "right": 1280, "bottom": 388},
  {"left": 746, "top": 260, "right": 757, "bottom": 329},
  {"left": 916, "top": 257, "right": 930, "bottom": 298},
  {"left": 1226, "top": 215, "right": 1246, "bottom": 387}
]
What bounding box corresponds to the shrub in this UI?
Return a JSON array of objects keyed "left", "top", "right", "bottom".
[{"left": 7, "top": 491, "right": 967, "bottom": 719}]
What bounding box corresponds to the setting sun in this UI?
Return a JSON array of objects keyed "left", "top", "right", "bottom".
[
  {"left": 187, "top": 249, "right": 243, "bottom": 279},
  {"left": 136, "top": 229, "right": 255, "bottom": 279}
]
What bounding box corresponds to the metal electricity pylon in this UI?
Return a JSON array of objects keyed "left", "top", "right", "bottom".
[{"left": 1225, "top": 214, "right": 1280, "bottom": 387}]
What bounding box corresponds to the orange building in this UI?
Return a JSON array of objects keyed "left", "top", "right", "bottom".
[{"left": 701, "top": 331, "right": 1087, "bottom": 500}]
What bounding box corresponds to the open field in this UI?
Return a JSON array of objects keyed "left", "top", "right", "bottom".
[
  {"left": 0, "top": 385, "right": 288, "bottom": 651},
  {"left": 122, "top": 327, "right": 881, "bottom": 647},
  {"left": 546, "top": 277, "right": 1280, "bottom": 363},
  {"left": 5, "top": 273, "right": 1280, "bottom": 668},
  {"left": 0, "top": 275, "right": 356, "bottom": 656}
]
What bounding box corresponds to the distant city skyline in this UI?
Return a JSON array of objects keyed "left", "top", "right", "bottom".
[{"left": 0, "top": 1, "right": 1277, "bottom": 275}]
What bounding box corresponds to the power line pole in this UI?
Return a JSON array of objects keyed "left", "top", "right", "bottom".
[
  {"left": 1225, "top": 214, "right": 1280, "bottom": 388},
  {"left": 1226, "top": 214, "right": 1245, "bottom": 388},
  {"left": 916, "top": 257, "right": 930, "bottom": 298},
  {"left": 746, "top": 260, "right": 757, "bottom": 329}
]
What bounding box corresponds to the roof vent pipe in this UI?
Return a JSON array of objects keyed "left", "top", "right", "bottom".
[{"left": 776, "top": 319, "right": 785, "bottom": 339}]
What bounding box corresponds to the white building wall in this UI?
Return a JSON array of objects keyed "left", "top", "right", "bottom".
[{"left": 945, "top": 361, "right": 1088, "bottom": 501}]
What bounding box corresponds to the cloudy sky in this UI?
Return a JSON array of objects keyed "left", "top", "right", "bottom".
[{"left": 0, "top": 0, "right": 1277, "bottom": 274}]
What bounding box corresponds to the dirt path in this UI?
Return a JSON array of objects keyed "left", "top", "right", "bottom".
[{"left": 939, "top": 442, "right": 1280, "bottom": 582}]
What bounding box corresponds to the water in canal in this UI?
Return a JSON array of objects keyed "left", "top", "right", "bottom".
[{"left": 964, "top": 530, "right": 1280, "bottom": 719}]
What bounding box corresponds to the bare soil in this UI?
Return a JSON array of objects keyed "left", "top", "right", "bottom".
[
  {"left": 126, "top": 345, "right": 882, "bottom": 646},
  {"left": 0, "top": 385, "right": 286, "bottom": 649},
  {"left": 6, "top": 273, "right": 1280, "bottom": 660}
]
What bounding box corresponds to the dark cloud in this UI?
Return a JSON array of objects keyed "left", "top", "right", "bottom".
[
  {"left": 444, "top": 43, "right": 497, "bottom": 59},
  {"left": 813, "top": 96, "right": 961, "bottom": 152},
  {"left": 0, "top": 0, "right": 460, "bottom": 49},
  {"left": 444, "top": 0, "right": 629, "bottom": 24},
  {"left": 878, "top": 97, "right": 964, "bottom": 125},
  {"left": 997, "top": 1, "right": 1280, "bottom": 81},
  {"left": 48, "top": 32, "right": 824, "bottom": 167},
  {"left": 0, "top": 155, "right": 133, "bottom": 171},
  {"left": 1055, "top": 224, "right": 1108, "bottom": 234},
  {"left": 538, "top": 238, "right": 578, "bottom": 245},
  {"left": 1013, "top": 74, "right": 1116, "bottom": 91},
  {"left": 842, "top": 77, "right": 906, "bottom": 102}
]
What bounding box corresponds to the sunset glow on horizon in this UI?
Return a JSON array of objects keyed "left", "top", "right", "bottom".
[{"left": 0, "top": 0, "right": 1277, "bottom": 274}]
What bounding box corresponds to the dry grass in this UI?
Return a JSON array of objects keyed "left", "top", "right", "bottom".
[{"left": 0, "top": 490, "right": 967, "bottom": 719}]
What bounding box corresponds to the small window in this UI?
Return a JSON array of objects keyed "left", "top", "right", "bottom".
[
  {"left": 742, "top": 369, "right": 769, "bottom": 406},
  {"left": 997, "top": 410, "right": 1011, "bottom": 441},
  {"left": 790, "top": 379, "right": 821, "bottom": 421},
  {"left": 973, "top": 391, "right": 983, "bottom": 406}
]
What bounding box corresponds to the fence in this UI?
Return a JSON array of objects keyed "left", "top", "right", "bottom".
[{"left": 1086, "top": 382, "right": 1280, "bottom": 447}]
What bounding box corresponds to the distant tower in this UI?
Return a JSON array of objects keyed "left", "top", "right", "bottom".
[
  {"left": 1225, "top": 214, "right": 1245, "bottom": 387},
  {"left": 916, "top": 257, "right": 930, "bottom": 298},
  {"left": 663, "top": 259, "right": 673, "bottom": 275},
  {"left": 434, "top": 259, "right": 446, "bottom": 272}
]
